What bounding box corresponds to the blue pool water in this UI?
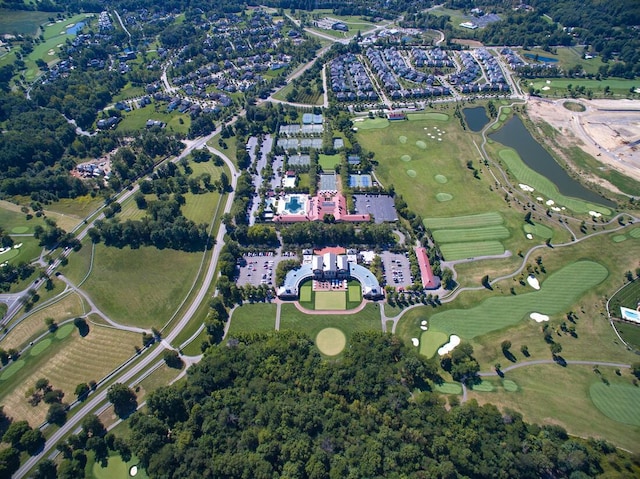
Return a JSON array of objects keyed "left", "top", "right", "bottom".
[{"left": 285, "top": 196, "right": 303, "bottom": 214}]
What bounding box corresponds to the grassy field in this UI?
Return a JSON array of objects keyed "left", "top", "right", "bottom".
[
  {"left": 0, "top": 325, "right": 140, "bottom": 425},
  {"left": 354, "top": 118, "right": 389, "bottom": 130},
  {"left": 424, "top": 212, "right": 504, "bottom": 229},
  {"left": 497, "top": 148, "right": 611, "bottom": 215},
  {"left": 227, "top": 303, "right": 277, "bottom": 335},
  {"left": 0, "top": 9, "right": 53, "bottom": 35},
  {"left": 116, "top": 107, "right": 190, "bottom": 135},
  {"left": 440, "top": 241, "right": 505, "bottom": 260},
  {"left": 357, "top": 108, "right": 509, "bottom": 220},
  {"left": 315, "top": 291, "right": 346, "bottom": 310},
  {"left": 69, "top": 244, "right": 205, "bottom": 328},
  {"left": 466, "top": 364, "right": 640, "bottom": 453},
  {"left": 519, "top": 47, "right": 607, "bottom": 76},
  {"left": 528, "top": 77, "right": 638, "bottom": 99},
  {"left": 432, "top": 225, "right": 510, "bottom": 243}
]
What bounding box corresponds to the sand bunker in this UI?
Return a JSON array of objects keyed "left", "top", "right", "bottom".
[
  {"left": 589, "top": 210, "right": 602, "bottom": 218},
  {"left": 526, "top": 233, "right": 533, "bottom": 240},
  {"left": 420, "top": 325, "right": 428, "bottom": 331},
  {"left": 530, "top": 312, "right": 549, "bottom": 322},
  {"left": 401, "top": 154, "right": 412, "bottom": 162},
  {"left": 47, "top": 49, "right": 55, "bottom": 56},
  {"left": 546, "top": 199, "right": 555, "bottom": 206},
  {"left": 412, "top": 337, "right": 420, "bottom": 347},
  {"left": 542, "top": 86, "right": 550, "bottom": 91},
  {"left": 438, "top": 335, "right": 461, "bottom": 356},
  {"left": 527, "top": 275, "right": 540, "bottom": 290},
  {"left": 519, "top": 183, "right": 534, "bottom": 192}
]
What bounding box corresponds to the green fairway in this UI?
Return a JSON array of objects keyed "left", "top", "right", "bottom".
[
  {"left": 315, "top": 327, "right": 347, "bottom": 356},
  {"left": 0, "top": 10, "right": 53, "bottom": 35},
  {"left": 55, "top": 323, "right": 74, "bottom": 339},
  {"left": 630, "top": 228, "right": 640, "bottom": 239},
  {"left": 497, "top": 148, "right": 611, "bottom": 215},
  {"left": 425, "top": 212, "right": 504, "bottom": 230},
  {"left": 590, "top": 382, "right": 640, "bottom": 426},
  {"left": 440, "top": 241, "right": 505, "bottom": 260},
  {"left": 419, "top": 330, "right": 448, "bottom": 358},
  {"left": 315, "top": 291, "right": 346, "bottom": 310},
  {"left": 523, "top": 222, "right": 553, "bottom": 239},
  {"left": 434, "top": 382, "right": 462, "bottom": 394},
  {"left": 429, "top": 261, "right": 608, "bottom": 338},
  {"left": 502, "top": 379, "right": 518, "bottom": 392},
  {"left": 11, "top": 226, "right": 28, "bottom": 234},
  {"left": 432, "top": 225, "right": 510, "bottom": 243},
  {"left": 30, "top": 338, "right": 52, "bottom": 356},
  {"left": 471, "top": 380, "right": 495, "bottom": 392},
  {"left": 0, "top": 360, "right": 25, "bottom": 380},
  {"left": 529, "top": 77, "right": 637, "bottom": 98},
  {"left": 355, "top": 118, "right": 389, "bottom": 130}
]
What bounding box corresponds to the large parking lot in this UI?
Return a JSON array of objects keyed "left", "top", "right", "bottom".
[
  {"left": 236, "top": 251, "right": 296, "bottom": 287},
  {"left": 380, "top": 251, "right": 413, "bottom": 288}
]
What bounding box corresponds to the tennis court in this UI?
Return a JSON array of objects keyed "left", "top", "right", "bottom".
[{"left": 349, "top": 174, "right": 372, "bottom": 188}]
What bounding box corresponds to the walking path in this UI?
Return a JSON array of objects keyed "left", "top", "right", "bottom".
[{"left": 292, "top": 299, "right": 369, "bottom": 315}]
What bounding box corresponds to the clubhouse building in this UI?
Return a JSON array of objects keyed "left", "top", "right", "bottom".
[{"left": 277, "top": 252, "right": 383, "bottom": 300}]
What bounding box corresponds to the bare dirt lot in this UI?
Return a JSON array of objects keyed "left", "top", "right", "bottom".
[{"left": 527, "top": 98, "right": 640, "bottom": 184}]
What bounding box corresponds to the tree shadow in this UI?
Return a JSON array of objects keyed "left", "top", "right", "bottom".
[
  {"left": 503, "top": 350, "right": 517, "bottom": 363},
  {"left": 553, "top": 355, "right": 567, "bottom": 367}
]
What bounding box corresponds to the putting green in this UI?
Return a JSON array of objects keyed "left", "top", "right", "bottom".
[
  {"left": 434, "top": 174, "right": 448, "bottom": 184},
  {"left": 316, "top": 328, "right": 346, "bottom": 356},
  {"left": 400, "top": 154, "right": 412, "bottom": 162},
  {"left": 55, "top": 323, "right": 74, "bottom": 339},
  {"left": 357, "top": 118, "right": 389, "bottom": 130},
  {"left": 502, "top": 379, "right": 519, "bottom": 392},
  {"left": 399, "top": 135, "right": 407, "bottom": 143},
  {"left": 406, "top": 170, "right": 417, "bottom": 178},
  {"left": 11, "top": 226, "right": 29, "bottom": 234},
  {"left": 612, "top": 235, "right": 628, "bottom": 243},
  {"left": 435, "top": 193, "right": 453, "bottom": 202},
  {"left": 499, "top": 113, "right": 507, "bottom": 122},
  {"left": 590, "top": 382, "right": 640, "bottom": 426},
  {"left": 502, "top": 107, "right": 512, "bottom": 114},
  {"left": 471, "top": 380, "right": 495, "bottom": 392},
  {"left": 523, "top": 222, "right": 553, "bottom": 239},
  {"left": 0, "top": 360, "right": 25, "bottom": 380},
  {"left": 429, "top": 260, "right": 608, "bottom": 338},
  {"left": 415, "top": 140, "right": 427, "bottom": 149},
  {"left": 93, "top": 454, "right": 148, "bottom": 479},
  {"left": 630, "top": 227, "right": 640, "bottom": 239},
  {"left": 434, "top": 382, "right": 462, "bottom": 394},
  {"left": 424, "top": 212, "right": 504, "bottom": 230},
  {"left": 419, "top": 330, "right": 448, "bottom": 358},
  {"left": 407, "top": 112, "right": 449, "bottom": 121},
  {"left": 30, "top": 338, "right": 52, "bottom": 356}
]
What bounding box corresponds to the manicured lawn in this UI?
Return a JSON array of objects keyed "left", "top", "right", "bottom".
[
  {"left": 440, "top": 240, "right": 505, "bottom": 260},
  {"left": 318, "top": 154, "right": 341, "bottom": 171},
  {"left": 227, "top": 303, "right": 277, "bottom": 336},
  {"left": 590, "top": 382, "right": 640, "bottom": 426},
  {"left": 528, "top": 77, "right": 638, "bottom": 99},
  {"left": 609, "top": 280, "right": 640, "bottom": 313},
  {"left": 407, "top": 112, "right": 449, "bottom": 121},
  {"left": 355, "top": 118, "right": 389, "bottom": 130},
  {"left": 523, "top": 222, "right": 553, "bottom": 239},
  {"left": 615, "top": 322, "right": 640, "bottom": 351},
  {"left": 432, "top": 225, "right": 510, "bottom": 243},
  {"left": 77, "top": 244, "right": 206, "bottom": 328},
  {"left": 347, "top": 282, "right": 362, "bottom": 308},
  {"left": 497, "top": 148, "right": 611, "bottom": 215},
  {"left": 300, "top": 282, "right": 313, "bottom": 303},
  {"left": 315, "top": 327, "right": 346, "bottom": 356},
  {"left": 279, "top": 303, "right": 382, "bottom": 348},
  {"left": 428, "top": 261, "right": 608, "bottom": 338},
  {"left": 424, "top": 212, "right": 504, "bottom": 229},
  {"left": 91, "top": 453, "right": 148, "bottom": 479},
  {"left": 315, "top": 291, "right": 346, "bottom": 310},
  {"left": 434, "top": 382, "right": 462, "bottom": 394}
]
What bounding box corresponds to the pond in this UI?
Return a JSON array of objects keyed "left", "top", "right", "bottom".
[
  {"left": 66, "top": 21, "right": 85, "bottom": 35},
  {"left": 463, "top": 107, "right": 489, "bottom": 132},
  {"left": 490, "top": 116, "right": 614, "bottom": 207},
  {"left": 523, "top": 53, "right": 558, "bottom": 63}
]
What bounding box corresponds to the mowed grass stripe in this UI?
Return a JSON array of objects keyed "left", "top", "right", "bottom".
[
  {"left": 590, "top": 382, "right": 640, "bottom": 426},
  {"left": 424, "top": 212, "right": 503, "bottom": 230},
  {"left": 440, "top": 241, "right": 505, "bottom": 261},
  {"left": 433, "top": 225, "right": 510, "bottom": 243},
  {"left": 430, "top": 261, "right": 608, "bottom": 338}
]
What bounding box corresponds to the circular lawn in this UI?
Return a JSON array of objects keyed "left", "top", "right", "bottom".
[{"left": 316, "top": 328, "right": 346, "bottom": 356}]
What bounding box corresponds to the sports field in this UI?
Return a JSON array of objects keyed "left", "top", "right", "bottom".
[
  {"left": 589, "top": 382, "right": 640, "bottom": 426},
  {"left": 315, "top": 291, "right": 346, "bottom": 310},
  {"left": 497, "top": 149, "right": 611, "bottom": 215},
  {"left": 428, "top": 261, "right": 608, "bottom": 338}
]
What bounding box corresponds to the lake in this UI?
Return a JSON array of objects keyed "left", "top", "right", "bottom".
[
  {"left": 490, "top": 116, "right": 614, "bottom": 207},
  {"left": 463, "top": 107, "right": 489, "bottom": 132},
  {"left": 523, "top": 53, "right": 558, "bottom": 63},
  {"left": 66, "top": 21, "right": 85, "bottom": 35}
]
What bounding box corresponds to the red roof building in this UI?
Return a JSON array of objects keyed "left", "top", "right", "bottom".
[{"left": 415, "top": 246, "right": 441, "bottom": 290}]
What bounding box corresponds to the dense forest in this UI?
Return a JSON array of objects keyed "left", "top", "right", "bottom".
[{"left": 122, "top": 331, "right": 637, "bottom": 478}]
